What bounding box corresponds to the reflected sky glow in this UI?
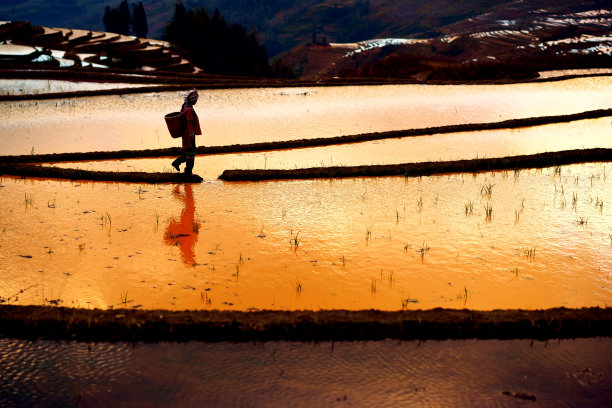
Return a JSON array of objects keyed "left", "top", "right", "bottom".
[
  {"left": 0, "top": 78, "right": 611, "bottom": 311},
  {"left": 0, "top": 163, "right": 609, "bottom": 311}
]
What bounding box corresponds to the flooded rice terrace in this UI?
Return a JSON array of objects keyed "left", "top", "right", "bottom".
[{"left": 0, "top": 77, "right": 611, "bottom": 311}]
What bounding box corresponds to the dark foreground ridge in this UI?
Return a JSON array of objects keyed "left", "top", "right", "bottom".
[
  {"left": 0, "top": 305, "right": 609, "bottom": 343},
  {"left": 220, "top": 148, "right": 612, "bottom": 181}
]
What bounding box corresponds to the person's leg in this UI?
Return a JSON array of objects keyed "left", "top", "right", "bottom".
[
  {"left": 172, "top": 153, "right": 186, "bottom": 171},
  {"left": 184, "top": 154, "right": 195, "bottom": 175}
]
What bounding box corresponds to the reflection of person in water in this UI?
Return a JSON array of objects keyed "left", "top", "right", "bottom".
[{"left": 163, "top": 184, "right": 200, "bottom": 266}]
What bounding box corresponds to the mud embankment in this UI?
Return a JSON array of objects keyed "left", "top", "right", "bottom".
[
  {"left": 0, "top": 305, "right": 609, "bottom": 343},
  {"left": 219, "top": 148, "right": 612, "bottom": 181},
  {"left": 0, "top": 163, "right": 204, "bottom": 183}
]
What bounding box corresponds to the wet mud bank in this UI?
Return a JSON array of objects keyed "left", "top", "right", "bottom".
[
  {"left": 0, "top": 305, "right": 609, "bottom": 343},
  {"left": 0, "top": 162, "right": 203, "bottom": 183},
  {"left": 220, "top": 148, "right": 612, "bottom": 181},
  {"left": 0, "top": 149, "right": 609, "bottom": 184}
]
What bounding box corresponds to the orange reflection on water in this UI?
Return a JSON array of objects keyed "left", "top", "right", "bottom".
[
  {"left": 163, "top": 184, "right": 200, "bottom": 266},
  {"left": 0, "top": 163, "right": 610, "bottom": 312}
]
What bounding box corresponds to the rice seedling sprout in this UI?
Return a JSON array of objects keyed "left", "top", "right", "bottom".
[
  {"left": 340, "top": 255, "right": 348, "bottom": 267},
  {"left": 418, "top": 242, "right": 430, "bottom": 260},
  {"left": 201, "top": 292, "right": 212, "bottom": 305},
  {"left": 524, "top": 247, "right": 536, "bottom": 262},
  {"left": 464, "top": 200, "right": 474, "bottom": 215},
  {"left": 291, "top": 279, "right": 302, "bottom": 294},
  {"left": 480, "top": 183, "right": 495, "bottom": 197},
  {"left": 402, "top": 297, "right": 418, "bottom": 309},
  {"left": 365, "top": 226, "right": 372, "bottom": 241},
  {"left": 120, "top": 291, "right": 129, "bottom": 307},
  {"left": 484, "top": 203, "right": 493, "bottom": 222}
]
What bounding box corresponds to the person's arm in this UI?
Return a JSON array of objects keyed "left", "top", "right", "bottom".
[{"left": 185, "top": 108, "right": 196, "bottom": 138}]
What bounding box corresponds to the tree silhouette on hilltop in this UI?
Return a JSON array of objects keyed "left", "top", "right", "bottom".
[
  {"left": 165, "top": 3, "right": 271, "bottom": 77},
  {"left": 103, "top": 0, "right": 148, "bottom": 37}
]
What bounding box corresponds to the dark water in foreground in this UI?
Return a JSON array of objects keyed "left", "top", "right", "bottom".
[{"left": 1, "top": 337, "right": 610, "bottom": 407}]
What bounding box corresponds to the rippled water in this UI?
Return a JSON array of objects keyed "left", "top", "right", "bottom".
[
  {"left": 0, "top": 76, "right": 610, "bottom": 156},
  {"left": 1, "top": 78, "right": 611, "bottom": 311},
  {"left": 1, "top": 337, "right": 610, "bottom": 407},
  {"left": 0, "top": 163, "right": 609, "bottom": 311}
]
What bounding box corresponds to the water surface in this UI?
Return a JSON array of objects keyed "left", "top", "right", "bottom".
[
  {"left": 1, "top": 337, "right": 610, "bottom": 407},
  {"left": 1, "top": 163, "right": 609, "bottom": 311},
  {"left": 1, "top": 76, "right": 610, "bottom": 156}
]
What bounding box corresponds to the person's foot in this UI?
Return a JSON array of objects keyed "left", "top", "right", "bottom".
[
  {"left": 184, "top": 173, "right": 203, "bottom": 182},
  {"left": 172, "top": 161, "right": 181, "bottom": 172}
]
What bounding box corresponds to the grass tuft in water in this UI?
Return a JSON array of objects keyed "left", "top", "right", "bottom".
[
  {"left": 291, "top": 279, "right": 302, "bottom": 294},
  {"left": 289, "top": 231, "right": 300, "bottom": 248},
  {"left": 464, "top": 200, "right": 473, "bottom": 216},
  {"left": 594, "top": 196, "right": 604, "bottom": 213},
  {"left": 484, "top": 203, "right": 493, "bottom": 222},
  {"left": 365, "top": 226, "right": 372, "bottom": 242},
  {"left": 201, "top": 291, "right": 212, "bottom": 305},
  {"left": 120, "top": 290, "right": 129, "bottom": 307},
  {"left": 480, "top": 183, "right": 495, "bottom": 197},
  {"left": 340, "top": 255, "right": 348, "bottom": 267},
  {"left": 524, "top": 247, "right": 536, "bottom": 262},
  {"left": 418, "top": 242, "right": 430, "bottom": 260},
  {"left": 402, "top": 297, "right": 418, "bottom": 309}
]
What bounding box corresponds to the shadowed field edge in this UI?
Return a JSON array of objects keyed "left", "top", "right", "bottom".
[
  {"left": 0, "top": 305, "right": 609, "bottom": 342},
  {"left": 219, "top": 148, "right": 612, "bottom": 181}
]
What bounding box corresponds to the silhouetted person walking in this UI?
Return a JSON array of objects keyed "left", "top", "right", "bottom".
[{"left": 172, "top": 89, "right": 201, "bottom": 176}]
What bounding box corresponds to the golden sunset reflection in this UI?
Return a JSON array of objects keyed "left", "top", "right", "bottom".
[
  {"left": 1, "top": 162, "right": 610, "bottom": 311},
  {"left": 1, "top": 77, "right": 610, "bottom": 156}
]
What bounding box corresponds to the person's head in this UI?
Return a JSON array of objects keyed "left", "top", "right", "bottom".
[{"left": 185, "top": 88, "right": 199, "bottom": 105}]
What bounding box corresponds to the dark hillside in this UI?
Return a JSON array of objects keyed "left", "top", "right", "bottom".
[
  {"left": 0, "top": 0, "right": 518, "bottom": 56},
  {"left": 2, "top": 0, "right": 610, "bottom": 80},
  {"left": 199, "top": 0, "right": 513, "bottom": 57}
]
